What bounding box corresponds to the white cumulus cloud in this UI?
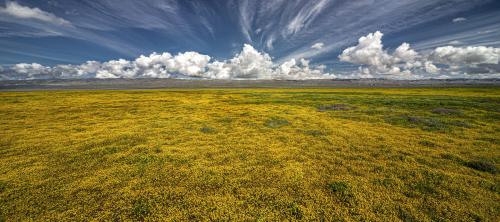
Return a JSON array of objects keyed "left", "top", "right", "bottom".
[
  {"left": 222, "top": 44, "right": 274, "bottom": 79},
  {"left": 338, "top": 31, "right": 408, "bottom": 76},
  {"left": 53, "top": 61, "right": 102, "bottom": 78},
  {"left": 430, "top": 46, "right": 500, "bottom": 65},
  {"left": 338, "top": 31, "right": 500, "bottom": 77},
  {"left": 133, "top": 52, "right": 173, "bottom": 78},
  {"left": 429, "top": 45, "right": 500, "bottom": 74},
  {"left": 424, "top": 61, "right": 440, "bottom": 74},
  {"left": 276, "top": 58, "right": 333, "bottom": 80},
  {"left": 12, "top": 63, "right": 52, "bottom": 78},
  {"left": 393, "top": 43, "right": 418, "bottom": 62},
  {"left": 338, "top": 31, "right": 443, "bottom": 78},
  {"left": 96, "top": 59, "right": 135, "bottom": 79},
  {"left": 338, "top": 31, "right": 391, "bottom": 68},
  {"left": 168, "top": 52, "right": 211, "bottom": 77},
  {"left": 94, "top": 51, "right": 212, "bottom": 79}
]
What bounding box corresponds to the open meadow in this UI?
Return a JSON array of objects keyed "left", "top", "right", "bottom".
[{"left": 0, "top": 87, "right": 499, "bottom": 221}]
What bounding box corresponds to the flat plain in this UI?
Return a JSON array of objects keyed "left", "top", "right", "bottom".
[{"left": 0, "top": 87, "right": 499, "bottom": 221}]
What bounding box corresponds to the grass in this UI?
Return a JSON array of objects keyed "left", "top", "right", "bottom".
[{"left": 0, "top": 88, "right": 499, "bottom": 220}]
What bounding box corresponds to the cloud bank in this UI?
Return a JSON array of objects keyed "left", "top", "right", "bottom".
[
  {"left": 1, "top": 32, "right": 499, "bottom": 80},
  {"left": 430, "top": 46, "right": 500, "bottom": 65},
  {"left": 0, "top": 44, "right": 333, "bottom": 80},
  {"left": 338, "top": 31, "right": 436, "bottom": 78},
  {"left": 338, "top": 31, "right": 500, "bottom": 79}
]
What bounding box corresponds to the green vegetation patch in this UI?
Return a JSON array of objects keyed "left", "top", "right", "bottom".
[
  {"left": 328, "top": 181, "right": 356, "bottom": 204},
  {"left": 132, "top": 199, "right": 151, "bottom": 220},
  {"left": 264, "top": 116, "right": 290, "bottom": 128},
  {"left": 200, "top": 126, "right": 216, "bottom": 134},
  {"left": 384, "top": 115, "right": 470, "bottom": 132},
  {"left": 431, "top": 107, "right": 463, "bottom": 115},
  {"left": 318, "top": 104, "right": 357, "bottom": 111},
  {"left": 465, "top": 160, "right": 497, "bottom": 174}
]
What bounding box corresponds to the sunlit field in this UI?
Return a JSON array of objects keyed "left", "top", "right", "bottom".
[{"left": 0, "top": 88, "right": 499, "bottom": 221}]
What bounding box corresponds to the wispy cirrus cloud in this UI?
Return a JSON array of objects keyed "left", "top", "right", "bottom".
[
  {"left": 274, "top": 0, "right": 495, "bottom": 63},
  {"left": 411, "top": 11, "right": 500, "bottom": 51},
  {"left": 311, "top": 42, "right": 324, "bottom": 50},
  {"left": 285, "top": 0, "right": 329, "bottom": 36},
  {"left": 452, "top": 17, "right": 467, "bottom": 23},
  {"left": 0, "top": 1, "right": 70, "bottom": 26}
]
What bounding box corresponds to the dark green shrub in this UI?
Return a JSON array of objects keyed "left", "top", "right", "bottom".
[
  {"left": 328, "top": 181, "right": 357, "bottom": 204},
  {"left": 465, "top": 160, "right": 497, "bottom": 174},
  {"left": 132, "top": 199, "right": 150, "bottom": 220},
  {"left": 264, "top": 117, "right": 290, "bottom": 128},
  {"left": 419, "top": 140, "right": 436, "bottom": 147},
  {"left": 328, "top": 181, "right": 349, "bottom": 194},
  {"left": 318, "top": 104, "right": 356, "bottom": 111},
  {"left": 397, "top": 207, "right": 418, "bottom": 222},
  {"left": 200, "top": 126, "right": 216, "bottom": 133},
  {"left": 287, "top": 203, "right": 303, "bottom": 220},
  {"left": 303, "top": 130, "right": 323, "bottom": 137},
  {"left": 432, "top": 108, "right": 462, "bottom": 115}
]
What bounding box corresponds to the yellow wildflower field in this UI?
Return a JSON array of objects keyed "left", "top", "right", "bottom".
[{"left": 0, "top": 88, "right": 499, "bottom": 221}]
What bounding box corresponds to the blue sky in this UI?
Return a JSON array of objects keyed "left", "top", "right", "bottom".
[{"left": 0, "top": 0, "right": 499, "bottom": 80}]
